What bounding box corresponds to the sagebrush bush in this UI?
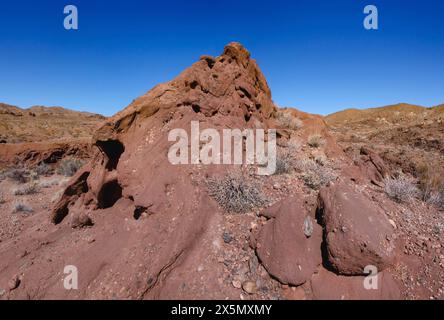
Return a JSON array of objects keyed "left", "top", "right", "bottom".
[
  {"left": 426, "top": 185, "right": 444, "bottom": 210},
  {"left": 307, "top": 134, "right": 324, "bottom": 148},
  {"left": 296, "top": 159, "right": 336, "bottom": 189},
  {"left": 384, "top": 176, "right": 419, "bottom": 203},
  {"left": 13, "top": 183, "right": 40, "bottom": 196},
  {"left": 7, "top": 168, "right": 29, "bottom": 184},
  {"left": 207, "top": 174, "right": 268, "bottom": 214},
  {"left": 35, "top": 163, "right": 53, "bottom": 176},
  {"left": 56, "top": 158, "right": 85, "bottom": 177},
  {"left": 276, "top": 112, "right": 303, "bottom": 130},
  {"left": 39, "top": 179, "right": 59, "bottom": 188},
  {"left": 415, "top": 162, "right": 444, "bottom": 204},
  {"left": 13, "top": 201, "right": 34, "bottom": 214},
  {"left": 274, "top": 152, "right": 294, "bottom": 175}
]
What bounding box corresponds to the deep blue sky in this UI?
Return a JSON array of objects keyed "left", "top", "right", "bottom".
[{"left": 0, "top": 0, "right": 443, "bottom": 116}]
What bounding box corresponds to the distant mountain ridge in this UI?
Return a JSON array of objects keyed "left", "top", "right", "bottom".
[
  {"left": 326, "top": 103, "right": 444, "bottom": 126},
  {"left": 0, "top": 102, "right": 106, "bottom": 143}
]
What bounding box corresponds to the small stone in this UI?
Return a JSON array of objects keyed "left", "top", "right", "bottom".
[
  {"left": 303, "top": 216, "right": 314, "bottom": 238},
  {"left": 223, "top": 232, "right": 233, "bottom": 244},
  {"left": 0, "top": 288, "right": 6, "bottom": 296},
  {"left": 388, "top": 219, "right": 397, "bottom": 229},
  {"left": 86, "top": 236, "right": 95, "bottom": 244},
  {"left": 232, "top": 280, "right": 242, "bottom": 289},
  {"left": 8, "top": 275, "right": 21, "bottom": 291},
  {"left": 242, "top": 281, "right": 258, "bottom": 294}
]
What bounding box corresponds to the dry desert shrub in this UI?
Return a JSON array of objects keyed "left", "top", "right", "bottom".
[
  {"left": 296, "top": 158, "right": 336, "bottom": 189},
  {"left": 13, "top": 201, "right": 34, "bottom": 214},
  {"left": 35, "top": 162, "right": 53, "bottom": 177},
  {"left": 274, "top": 151, "right": 294, "bottom": 175},
  {"left": 6, "top": 168, "right": 29, "bottom": 184},
  {"left": 13, "top": 182, "right": 40, "bottom": 196},
  {"left": 384, "top": 175, "right": 419, "bottom": 203},
  {"left": 39, "top": 178, "right": 60, "bottom": 188},
  {"left": 276, "top": 111, "right": 303, "bottom": 130},
  {"left": 415, "top": 162, "right": 444, "bottom": 204},
  {"left": 207, "top": 173, "right": 267, "bottom": 214},
  {"left": 307, "top": 134, "right": 324, "bottom": 148},
  {"left": 57, "top": 158, "right": 85, "bottom": 177}
]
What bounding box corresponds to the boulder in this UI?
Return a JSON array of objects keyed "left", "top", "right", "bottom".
[
  {"left": 255, "top": 197, "right": 322, "bottom": 286},
  {"left": 317, "top": 182, "right": 396, "bottom": 275},
  {"left": 310, "top": 268, "right": 400, "bottom": 300}
]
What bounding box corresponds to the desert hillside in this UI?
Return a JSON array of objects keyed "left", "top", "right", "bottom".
[
  {"left": 0, "top": 103, "right": 105, "bottom": 143},
  {"left": 326, "top": 103, "right": 444, "bottom": 183},
  {"left": 0, "top": 104, "right": 106, "bottom": 168},
  {"left": 0, "top": 44, "right": 443, "bottom": 300}
]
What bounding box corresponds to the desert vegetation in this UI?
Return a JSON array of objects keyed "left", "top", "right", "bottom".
[
  {"left": 6, "top": 168, "right": 29, "bottom": 184},
  {"left": 276, "top": 111, "right": 303, "bottom": 130},
  {"left": 13, "top": 182, "right": 40, "bottom": 196},
  {"left": 295, "top": 158, "right": 336, "bottom": 189},
  {"left": 13, "top": 201, "right": 34, "bottom": 214},
  {"left": 207, "top": 173, "right": 268, "bottom": 214},
  {"left": 35, "top": 162, "right": 53, "bottom": 176},
  {"left": 384, "top": 175, "right": 419, "bottom": 203},
  {"left": 56, "top": 158, "right": 85, "bottom": 177},
  {"left": 307, "top": 134, "right": 324, "bottom": 148}
]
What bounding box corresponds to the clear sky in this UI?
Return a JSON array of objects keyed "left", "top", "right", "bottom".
[{"left": 0, "top": 0, "right": 443, "bottom": 116}]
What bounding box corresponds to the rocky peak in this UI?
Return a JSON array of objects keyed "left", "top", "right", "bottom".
[{"left": 95, "top": 42, "right": 275, "bottom": 141}]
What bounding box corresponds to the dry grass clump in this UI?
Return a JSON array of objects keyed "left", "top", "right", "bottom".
[
  {"left": 56, "top": 158, "right": 85, "bottom": 177},
  {"left": 13, "top": 201, "right": 34, "bottom": 214},
  {"left": 13, "top": 182, "right": 40, "bottom": 196},
  {"left": 39, "top": 178, "right": 60, "bottom": 189},
  {"left": 415, "top": 162, "right": 444, "bottom": 206},
  {"left": 276, "top": 111, "right": 303, "bottom": 130},
  {"left": 384, "top": 175, "right": 419, "bottom": 203},
  {"left": 6, "top": 168, "right": 29, "bottom": 184},
  {"left": 296, "top": 159, "right": 336, "bottom": 189},
  {"left": 35, "top": 163, "right": 53, "bottom": 176},
  {"left": 307, "top": 134, "right": 324, "bottom": 148},
  {"left": 274, "top": 152, "right": 294, "bottom": 175},
  {"left": 207, "top": 173, "right": 268, "bottom": 214}
]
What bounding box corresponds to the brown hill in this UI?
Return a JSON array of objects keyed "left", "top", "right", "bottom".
[
  {"left": 0, "top": 103, "right": 105, "bottom": 143},
  {"left": 327, "top": 103, "right": 443, "bottom": 127},
  {"left": 325, "top": 103, "right": 444, "bottom": 177}
]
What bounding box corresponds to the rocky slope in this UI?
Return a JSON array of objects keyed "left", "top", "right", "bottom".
[{"left": 0, "top": 44, "right": 442, "bottom": 300}]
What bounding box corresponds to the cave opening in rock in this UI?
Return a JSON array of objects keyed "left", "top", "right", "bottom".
[
  {"left": 133, "top": 206, "right": 148, "bottom": 220},
  {"left": 192, "top": 104, "right": 201, "bottom": 113},
  {"left": 97, "top": 180, "right": 123, "bottom": 209},
  {"left": 96, "top": 139, "right": 125, "bottom": 171}
]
